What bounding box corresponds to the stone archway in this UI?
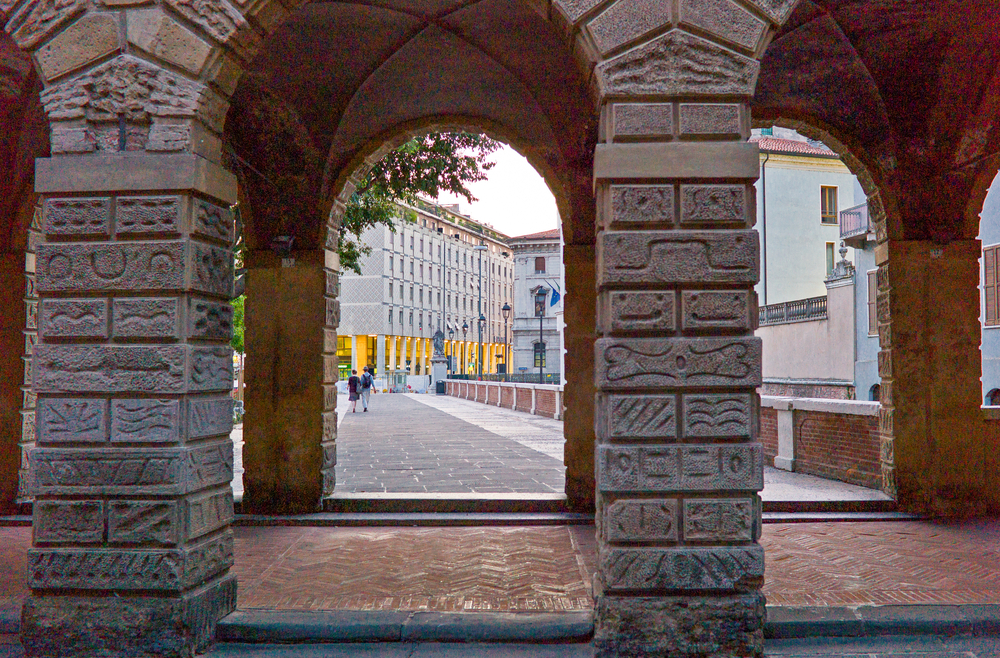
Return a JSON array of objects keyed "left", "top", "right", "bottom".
[{"left": 5, "top": 0, "right": 802, "bottom": 655}]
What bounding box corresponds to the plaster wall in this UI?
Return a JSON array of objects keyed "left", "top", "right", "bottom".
[
  {"left": 510, "top": 237, "right": 563, "bottom": 375},
  {"left": 854, "top": 241, "right": 881, "bottom": 400},
  {"left": 980, "top": 172, "right": 1000, "bottom": 401}
]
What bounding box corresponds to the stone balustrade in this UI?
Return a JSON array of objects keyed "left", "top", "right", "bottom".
[{"left": 444, "top": 379, "right": 563, "bottom": 420}]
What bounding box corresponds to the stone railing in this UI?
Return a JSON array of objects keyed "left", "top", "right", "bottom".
[
  {"left": 444, "top": 379, "right": 563, "bottom": 420},
  {"left": 758, "top": 295, "right": 828, "bottom": 326},
  {"left": 760, "top": 395, "right": 881, "bottom": 489}
]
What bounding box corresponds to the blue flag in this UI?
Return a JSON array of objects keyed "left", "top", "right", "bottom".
[{"left": 548, "top": 280, "right": 561, "bottom": 306}]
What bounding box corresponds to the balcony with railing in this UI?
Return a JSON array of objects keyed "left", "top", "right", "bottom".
[
  {"left": 839, "top": 202, "right": 871, "bottom": 247},
  {"left": 758, "top": 295, "right": 828, "bottom": 326}
]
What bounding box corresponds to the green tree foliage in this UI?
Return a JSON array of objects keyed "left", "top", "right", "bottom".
[
  {"left": 337, "top": 132, "right": 500, "bottom": 274},
  {"left": 231, "top": 294, "right": 245, "bottom": 353}
]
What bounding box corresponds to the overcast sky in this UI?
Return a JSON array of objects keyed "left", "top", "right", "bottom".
[{"left": 436, "top": 144, "right": 559, "bottom": 239}]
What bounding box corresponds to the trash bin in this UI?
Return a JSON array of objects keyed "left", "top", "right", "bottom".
[{"left": 436, "top": 380, "right": 446, "bottom": 394}]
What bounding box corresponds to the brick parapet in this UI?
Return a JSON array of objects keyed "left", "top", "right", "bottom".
[{"left": 444, "top": 379, "right": 564, "bottom": 419}]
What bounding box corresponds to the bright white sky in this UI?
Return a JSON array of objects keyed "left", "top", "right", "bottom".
[{"left": 436, "top": 144, "right": 559, "bottom": 239}]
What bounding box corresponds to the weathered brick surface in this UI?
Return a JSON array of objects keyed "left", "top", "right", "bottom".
[
  {"left": 535, "top": 390, "right": 557, "bottom": 418},
  {"left": 796, "top": 411, "right": 880, "bottom": 489},
  {"left": 760, "top": 407, "right": 778, "bottom": 459}
]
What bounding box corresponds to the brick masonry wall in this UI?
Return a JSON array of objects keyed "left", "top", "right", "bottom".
[
  {"left": 795, "top": 411, "right": 880, "bottom": 488},
  {"left": 501, "top": 387, "right": 515, "bottom": 409},
  {"left": 515, "top": 388, "right": 532, "bottom": 413},
  {"left": 535, "top": 390, "right": 557, "bottom": 418},
  {"left": 761, "top": 407, "right": 778, "bottom": 460}
]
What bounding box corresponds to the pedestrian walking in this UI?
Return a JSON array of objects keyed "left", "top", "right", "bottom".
[
  {"left": 361, "top": 366, "right": 373, "bottom": 412},
  {"left": 347, "top": 369, "right": 360, "bottom": 413}
]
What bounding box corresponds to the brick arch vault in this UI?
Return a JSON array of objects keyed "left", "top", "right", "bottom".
[{"left": 3, "top": 0, "right": 803, "bottom": 654}]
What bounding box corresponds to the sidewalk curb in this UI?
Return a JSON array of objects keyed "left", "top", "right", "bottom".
[{"left": 766, "top": 604, "right": 1000, "bottom": 639}]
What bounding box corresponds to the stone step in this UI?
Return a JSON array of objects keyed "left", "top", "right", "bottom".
[
  {"left": 234, "top": 512, "right": 592, "bottom": 527},
  {"left": 320, "top": 492, "right": 569, "bottom": 514},
  {"left": 763, "top": 499, "right": 897, "bottom": 513}
]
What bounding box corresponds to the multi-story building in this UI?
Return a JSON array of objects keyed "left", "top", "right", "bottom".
[
  {"left": 509, "top": 228, "right": 564, "bottom": 382},
  {"left": 337, "top": 199, "right": 515, "bottom": 384}
]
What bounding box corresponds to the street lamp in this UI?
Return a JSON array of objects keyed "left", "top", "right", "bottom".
[
  {"left": 473, "top": 245, "right": 488, "bottom": 379},
  {"left": 501, "top": 302, "right": 511, "bottom": 382},
  {"left": 462, "top": 321, "right": 468, "bottom": 375},
  {"left": 534, "top": 288, "right": 547, "bottom": 384},
  {"left": 448, "top": 326, "right": 454, "bottom": 374},
  {"left": 477, "top": 313, "right": 486, "bottom": 380}
]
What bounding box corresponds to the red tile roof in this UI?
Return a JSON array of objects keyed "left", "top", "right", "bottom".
[
  {"left": 512, "top": 228, "right": 560, "bottom": 240},
  {"left": 751, "top": 136, "right": 838, "bottom": 157}
]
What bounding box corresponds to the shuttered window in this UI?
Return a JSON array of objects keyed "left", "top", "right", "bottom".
[
  {"left": 534, "top": 256, "right": 546, "bottom": 273},
  {"left": 821, "top": 186, "right": 838, "bottom": 224},
  {"left": 867, "top": 270, "right": 877, "bottom": 336},
  {"left": 986, "top": 245, "right": 1000, "bottom": 326}
]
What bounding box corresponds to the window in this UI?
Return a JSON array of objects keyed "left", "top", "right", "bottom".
[
  {"left": 988, "top": 388, "right": 1000, "bottom": 406},
  {"left": 420, "top": 238, "right": 424, "bottom": 253},
  {"left": 389, "top": 283, "right": 393, "bottom": 298},
  {"left": 389, "top": 257, "right": 393, "bottom": 272},
  {"left": 419, "top": 265, "right": 423, "bottom": 279},
  {"left": 867, "top": 270, "right": 877, "bottom": 336},
  {"left": 825, "top": 243, "right": 835, "bottom": 276},
  {"left": 409, "top": 312, "right": 413, "bottom": 325},
  {"left": 870, "top": 384, "right": 881, "bottom": 402},
  {"left": 986, "top": 245, "right": 1000, "bottom": 326},
  {"left": 410, "top": 235, "right": 414, "bottom": 249},
  {"left": 399, "top": 310, "right": 403, "bottom": 324},
  {"left": 419, "top": 289, "right": 423, "bottom": 303},
  {"left": 535, "top": 256, "right": 546, "bottom": 273},
  {"left": 389, "top": 233, "right": 394, "bottom": 247},
  {"left": 389, "top": 309, "right": 394, "bottom": 323},
  {"left": 410, "top": 286, "right": 414, "bottom": 301},
  {"left": 821, "top": 186, "right": 838, "bottom": 224},
  {"left": 410, "top": 261, "right": 414, "bottom": 275},
  {"left": 437, "top": 292, "right": 441, "bottom": 305}
]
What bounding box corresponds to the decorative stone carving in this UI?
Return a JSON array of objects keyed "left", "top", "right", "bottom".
[
  {"left": 742, "top": 0, "right": 798, "bottom": 24},
  {"left": 682, "top": 393, "right": 752, "bottom": 438},
  {"left": 39, "top": 299, "right": 109, "bottom": 339},
  {"left": 36, "top": 398, "right": 107, "bottom": 443},
  {"left": 116, "top": 196, "right": 182, "bottom": 235},
  {"left": 186, "top": 489, "right": 233, "bottom": 539},
  {"left": 163, "top": 0, "right": 253, "bottom": 54},
  {"left": 679, "top": 0, "right": 766, "bottom": 51},
  {"left": 610, "top": 185, "right": 674, "bottom": 224},
  {"left": 678, "top": 104, "right": 742, "bottom": 137},
  {"left": 322, "top": 410, "right": 337, "bottom": 442},
  {"left": 326, "top": 298, "right": 341, "bottom": 327},
  {"left": 683, "top": 498, "right": 754, "bottom": 541},
  {"left": 681, "top": 291, "right": 751, "bottom": 330},
  {"left": 111, "top": 399, "right": 181, "bottom": 442},
  {"left": 187, "top": 397, "right": 234, "bottom": 438},
  {"left": 31, "top": 443, "right": 233, "bottom": 495},
  {"left": 612, "top": 104, "right": 673, "bottom": 139},
  {"left": 597, "top": 30, "right": 759, "bottom": 97},
  {"left": 605, "top": 394, "right": 676, "bottom": 439},
  {"left": 188, "top": 346, "right": 233, "bottom": 391},
  {"left": 605, "top": 499, "right": 678, "bottom": 542},
  {"left": 34, "top": 500, "right": 105, "bottom": 543},
  {"left": 34, "top": 345, "right": 187, "bottom": 393},
  {"left": 113, "top": 298, "right": 179, "bottom": 339},
  {"left": 107, "top": 500, "right": 180, "bottom": 545},
  {"left": 189, "top": 242, "right": 234, "bottom": 297},
  {"left": 188, "top": 298, "right": 233, "bottom": 340},
  {"left": 193, "top": 199, "right": 234, "bottom": 244},
  {"left": 598, "top": 444, "right": 763, "bottom": 492},
  {"left": 601, "top": 545, "right": 764, "bottom": 591},
  {"left": 8, "top": 0, "right": 87, "bottom": 51},
  {"left": 680, "top": 185, "right": 747, "bottom": 225},
  {"left": 587, "top": 0, "right": 672, "bottom": 56},
  {"left": 36, "top": 242, "right": 187, "bottom": 293},
  {"left": 598, "top": 231, "right": 757, "bottom": 285},
  {"left": 606, "top": 291, "right": 676, "bottom": 332},
  {"left": 595, "top": 337, "right": 761, "bottom": 388},
  {"left": 43, "top": 197, "right": 111, "bottom": 236}
]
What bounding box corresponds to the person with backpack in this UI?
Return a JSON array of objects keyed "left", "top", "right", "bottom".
[
  {"left": 347, "top": 369, "right": 360, "bottom": 413},
  {"left": 360, "top": 366, "right": 374, "bottom": 412}
]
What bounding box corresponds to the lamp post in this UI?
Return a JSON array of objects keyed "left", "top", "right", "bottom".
[
  {"left": 534, "top": 288, "right": 546, "bottom": 384},
  {"left": 461, "top": 320, "right": 468, "bottom": 375},
  {"left": 447, "top": 326, "right": 454, "bottom": 374},
  {"left": 477, "top": 313, "right": 486, "bottom": 379},
  {"left": 473, "top": 245, "right": 487, "bottom": 379},
  {"left": 501, "top": 302, "right": 511, "bottom": 382}
]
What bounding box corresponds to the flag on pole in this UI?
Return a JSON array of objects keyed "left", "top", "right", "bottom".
[{"left": 548, "top": 280, "right": 562, "bottom": 306}]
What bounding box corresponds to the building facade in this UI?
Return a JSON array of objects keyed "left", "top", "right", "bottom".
[
  {"left": 338, "top": 199, "right": 514, "bottom": 383},
  {"left": 508, "top": 228, "right": 564, "bottom": 381}
]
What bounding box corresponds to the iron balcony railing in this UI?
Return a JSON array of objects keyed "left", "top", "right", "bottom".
[
  {"left": 758, "top": 296, "right": 828, "bottom": 326},
  {"left": 839, "top": 202, "right": 870, "bottom": 241}
]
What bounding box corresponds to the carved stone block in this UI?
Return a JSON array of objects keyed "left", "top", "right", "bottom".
[
  {"left": 605, "top": 394, "right": 676, "bottom": 440},
  {"left": 679, "top": 0, "right": 766, "bottom": 51},
  {"left": 189, "top": 241, "right": 233, "bottom": 297},
  {"left": 600, "top": 545, "right": 764, "bottom": 591},
  {"left": 611, "top": 103, "right": 673, "bottom": 139},
  {"left": 111, "top": 399, "right": 181, "bottom": 443},
  {"left": 598, "top": 230, "right": 757, "bottom": 285},
  {"left": 34, "top": 345, "right": 187, "bottom": 393},
  {"left": 323, "top": 410, "right": 337, "bottom": 442},
  {"left": 610, "top": 185, "right": 674, "bottom": 225},
  {"left": 598, "top": 444, "right": 763, "bottom": 492},
  {"left": 31, "top": 443, "right": 232, "bottom": 495},
  {"left": 116, "top": 196, "right": 182, "bottom": 235},
  {"left": 182, "top": 531, "right": 235, "bottom": 590},
  {"left": 680, "top": 185, "right": 747, "bottom": 225},
  {"left": 322, "top": 442, "right": 337, "bottom": 469},
  {"left": 678, "top": 103, "right": 742, "bottom": 137},
  {"left": 326, "top": 298, "right": 341, "bottom": 327},
  {"left": 188, "top": 298, "right": 232, "bottom": 341},
  {"left": 34, "top": 500, "right": 104, "bottom": 544},
  {"left": 193, "top": 198, "right": 234, "bottom": 244},
  {"left": 605, "top": 291, "right": 676, "bottom": 333},
  {"left": 36, "top": 398, "right": 107, "bottom": 443},
  {"left": 33, "top": 13, "right": 120, "bottom": 81},
  {"left": 186, "top": 489, "right": 233, "bottom": 540},
  {"left": 324, "top": 385, "right": 338, "bottom": 410},
  {"left": 43, "top": 197, "right": 111, "bottom": 236},
  {"left": 605, "top": 499, "right": 677, "bottom": 542},
  {"left": 36, "top": 241, "right": 186, "bottom": 292},
  {"left": 188, "top": 346, "right": 233, "bottom": 392},
  {"left": 595, "top": 337, "right": 761, "bottom": 389},
  {"left": 112, "top": 298, "right": 179, "bottom": 338},
  {"left": 107, "top": 500, "right": 180, "bottom": 545},
  {"left": 682, "top": 393, "right": 753, "bottom": 438},
  {"left": 25, "top": 299, "right": 38, "bottom": 330},
  {"left": 38, "top": 299, "right": 109, "bottom": 339},
  {"left": 21, "top": 410, "right": 36, "bottom": 444},
  {"left": 597, "top": 31, "right": 759, "bottom": 97},
  {"left": 683, "top": 498, "right": 754, "bottom": 541},
  {"left": 681, "top": 291, "right": 751, "bottom": 331},
  {"left": 187, "top": 397, "right": 234, "bottom": 439},
  {"left": 587, "top": 0, "right": 672, "bottom": 56}
]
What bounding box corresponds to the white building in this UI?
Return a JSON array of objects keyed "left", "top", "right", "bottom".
[{"left": 508, "top": 228, "right": 564, "bottom": 382}]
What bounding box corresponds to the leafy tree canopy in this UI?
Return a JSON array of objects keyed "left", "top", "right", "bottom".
[{"left": 337, "top": 132, "right": 501, "bottom": 274}]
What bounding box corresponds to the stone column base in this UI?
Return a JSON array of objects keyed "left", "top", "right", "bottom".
[
  {"left": 22, "top": 574, "right": 236, "bottom": 658},
  {"left": 594, "top": 594, "right": 765, "bottom": 658}
]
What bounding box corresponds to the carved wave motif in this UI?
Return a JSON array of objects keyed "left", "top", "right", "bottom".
[
  {"left": 685, "top": 397, "right": 748, "bottom": 433},
  {"left": 114, "top": 401, "right": 176, "bottom": 434},
  {"left": 615, "top": 237, "right": 751, "bottom": 274},
  {"left": 604, "top": 342, "right": 752, "bottom": 383}
]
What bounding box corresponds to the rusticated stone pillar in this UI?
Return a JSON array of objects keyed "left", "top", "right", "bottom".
[
  {"left": 23, "top": 154, "right": 238, "bottom": 657},
  {"left": 0, "top": 252, "right": 25, "bottom": 512},
  {"left": 563, "top": 243, "right": 595, "bottom": 513},
  {"left": 242, "top": 249, "right": 335, "bottom": 513},
  {"left": 876, "top": 239, "right": 985, "bottom": 514}
]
